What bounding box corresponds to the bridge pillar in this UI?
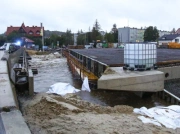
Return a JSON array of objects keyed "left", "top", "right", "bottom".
[{"left": 28, "top": 69, "right": 34, "bottom": 96}]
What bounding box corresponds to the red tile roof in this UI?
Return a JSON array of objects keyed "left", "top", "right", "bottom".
[
  {"left": 6, "top": 23, "right": 44, "bottom": 37},
  {"left": 175, "top": 28, "right": 180, "bottom": 34}
]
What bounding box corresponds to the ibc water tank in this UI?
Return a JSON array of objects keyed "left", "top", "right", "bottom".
[{"left": 124, "top": 43, "right": 157, "bottom": 70}]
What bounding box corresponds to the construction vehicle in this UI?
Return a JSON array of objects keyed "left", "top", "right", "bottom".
[{"left": 168, "top": 42, "right": 180, "bottom": 49}]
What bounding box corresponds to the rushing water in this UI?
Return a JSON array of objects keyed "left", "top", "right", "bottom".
[{"left": 30, "top": 55, "right": 170, "bottom": 108}]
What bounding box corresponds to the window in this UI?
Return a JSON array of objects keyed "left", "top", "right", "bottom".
[
  {"left": 29, "top": 31, "right": 33, "bottom": 35},
  {"left": 175, "top": 39, "right": 179, "bottom": 43},
  {"left": 36, "top": 31, "right": 40, "bottom": 34}
]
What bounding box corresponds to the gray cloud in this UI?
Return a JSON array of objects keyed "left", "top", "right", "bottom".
[{"left": 0, "top": 0, "right": 179, "bottom": 34}]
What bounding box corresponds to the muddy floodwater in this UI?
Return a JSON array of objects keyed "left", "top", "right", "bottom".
[{"left": 30, "top": 55, "right": 170, "bottom": 108}]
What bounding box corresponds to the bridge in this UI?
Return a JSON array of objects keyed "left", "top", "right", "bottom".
[
  {"left": 0, "top": 48, "right": 36, "bottom": 134},
  {"left": 65, "top": 48, "right": 180, "bottom": 93}
]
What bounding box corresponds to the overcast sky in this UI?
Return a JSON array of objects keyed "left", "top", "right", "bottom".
[{"left": 0, "top": 0, "right": 179, "bottom": 34}]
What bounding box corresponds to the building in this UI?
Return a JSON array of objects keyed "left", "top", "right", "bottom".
[
  {"left": 118, "top": 27, "right": 170, "bottom": 43},
  {"left": 118, "top": 27, "right": 130, "bottom": 43},
  {"left": 21, "top": 37, "right": 34, "bottom": 48},
  {"left": 136, "top": 28, "right": 145, "bottom": 42},
  {"left": 175, "top": 28, "right": 180, "bottom": 34},
  {"left": 118, "top": 27, "right": 143, "bottom": 43},
  {"left": 74, "top": 33, "right": 78, "bottom": 45},
  {"left": 6, "top": 23, "right": 44, "bottom": 37},
  {"left": 159, "top": 30, "right": 171, "bottom": 37},
  {"left": 158, "top": 34, "right": 180, "bottom": 46}
]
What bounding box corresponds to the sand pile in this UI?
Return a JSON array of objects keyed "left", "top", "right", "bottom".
[{"left": 19, "top": 93, "right": 178, "bottom": 134}]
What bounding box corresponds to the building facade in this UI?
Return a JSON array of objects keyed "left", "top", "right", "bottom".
[
  {"left": 136, "top": 29, "right": 145, "bottom": 42},
  {"left": 6, "top": 23, "right": 44, "bottom": 38},
  {"left": 158, "top": 34, "right": 180, "bottom": 46},
  {"left": 118, "top": 27, "right": 130, "bottom": 43},
  {"left": 159, "top": 30, "right": 171, "bottom": 37},
  {"left": 118, "top": 27, "right": 170, "bottom": 43}
]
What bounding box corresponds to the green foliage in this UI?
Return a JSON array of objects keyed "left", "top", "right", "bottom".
[
  {"left": 58, "top": 35, "right": 65, "bottom": 46},
  {"left": 6, "top": 31, "right": 22, "bottom": 42},
  {"left": 77, "top": 34, "right": 86, "bottom": 45},
  {"left": 104, "top": 33, "right": 114, "bottom": 43},
  {"left": 76, "top": 27, "right": 102, "bottom": 45},
  {"left": 33, "top": 38, "right": 42, "bottom": 47},
  {"left": 5, "top": 29, "right": 73, "bottom": 48},
  {"left": 0, "top": 35, "right": 6, "bottom": 46},
  {"left": 64, "top": 29, "right": 73, "bottom": 46},
  {"left": 86, "top": 32, "right": 92, "bottom": 44},
  {"left": 144, "top": 26, "right": 159, "bottom": 41},
  {"left": 113, "top": 32, "right": 118, "bottom": 42},
  {"left": 44, "top": 38, "right": 51, "bottom": 46},
  {"left": 50, "top": 34, "right": 59, "bottom": 47},
  {"left": 111, "top": 24, "right": 118, "bottom": 42},
  {"left": 91, "top": 27, "right": 102, "bottom": 42},
  {"left": 25, "top": 35, "right": 42, "bottom": 47},
  {"left": 94, "top": 19, "right": 101, "bottom": 31}
]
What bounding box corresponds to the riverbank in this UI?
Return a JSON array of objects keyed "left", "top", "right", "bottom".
[
  {"left": 18, "top": 93, "right": 179, "bottom": 134},
  {"left": 20, "top": 51, "right": 179, "bottom": 133}
]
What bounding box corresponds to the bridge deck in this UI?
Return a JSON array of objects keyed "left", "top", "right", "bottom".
[{"left": 71, "top": 48, "right": 180, "bottom": 66}]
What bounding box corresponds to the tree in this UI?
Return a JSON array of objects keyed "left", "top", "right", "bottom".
[
  {"left": 144, "top": 26, "right": 159, "bottom": 42},
  {"left": 91, "top": 27, "right": 102, "bottom": 42},
  {"left": 44, "top": 38, "right": 51, "bottom": 46},
  {"left": 0, "top": 35, "right": 6, "bottom": 46},
  {"left": 64, "top": 29, "right": 73, "bottom": 46},
  {"left": 6, "top": 31, "right": 22, "bottom": 42},
  {"left": 25, "top": 35, "right": 42, "bottom": 47},
  {"left": 49, "top": 34, "right": 58, "bottom": 47},
  {"left": 111, "top": 24, "right": 118, "bottom": 42},
  {"left": 111, "top": 24, "right": 117, "bottom": 33},
  {"left": 77, "top": 34, "right": 85, "bottom": 45},
  {"left": 94, "top": 19, "right": 101, "bottom": 31},
  {"left": 104, "top": 33, "right": 114, "bottom": 43}
]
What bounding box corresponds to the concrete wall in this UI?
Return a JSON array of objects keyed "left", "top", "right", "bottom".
[
  {"left": 158, "top": 66, "right": 180, "bottom": 80},
  {"left": 98, "top": 67, "right": 164, "bottom": 92}
]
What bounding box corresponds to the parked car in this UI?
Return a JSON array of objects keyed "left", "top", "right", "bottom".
[
  {"left": 8, "top": 44, "right": 20, "bottom": 53},
  {"left": 3, "top": 43, "right": 20, "bottom": 53},
  {"left": 0, "top": 44, "right": 6, "bottom": 50},
  {"left": 42, "top": 46, "right": 49, "bottom": 51}
]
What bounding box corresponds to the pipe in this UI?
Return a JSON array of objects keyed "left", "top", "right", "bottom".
[{"left": 163, "top": 89, "right": 180, "bottom": 102}]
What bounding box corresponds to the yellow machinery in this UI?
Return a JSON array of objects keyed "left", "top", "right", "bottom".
[{"left": 168, "top": 42, "right": 180, "bottom": 49}]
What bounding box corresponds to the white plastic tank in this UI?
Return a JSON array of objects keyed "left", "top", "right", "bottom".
[{"left": 124, "top": 43, "right": 157, "bottom": 70}]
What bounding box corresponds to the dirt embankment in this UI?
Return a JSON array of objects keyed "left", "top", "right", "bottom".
[{"left": 19, "top": 93, "right": 178, "bottom": 134}]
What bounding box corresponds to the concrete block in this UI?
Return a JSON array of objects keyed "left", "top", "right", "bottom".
[
  {"left": 158, "top": 66, "right": 180, "bottom": 80},
  {"left": 98, "top": 67, "right": 164, "bottom": 92},
  {"left": 1, "top": 110, "right": 31, "bottom": 134},
  {"left": 0, "top": 74, "right": 17, "bottom": 108},
  {"left": 0, "top": 60, "right": 8, "bottom": 74},
  {"left": 171, "top": 66, "right": 180, "bottom": 79},
  {"left": 158, "top": 67, "right": 172, "bottom": 80},
  {"left": 28, "top": 69, "right": 34, "bottom": 96}
]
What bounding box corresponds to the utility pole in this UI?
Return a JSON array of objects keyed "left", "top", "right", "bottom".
[{"left": 41, "top": 23, "right": 44, "bottom": 51}]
